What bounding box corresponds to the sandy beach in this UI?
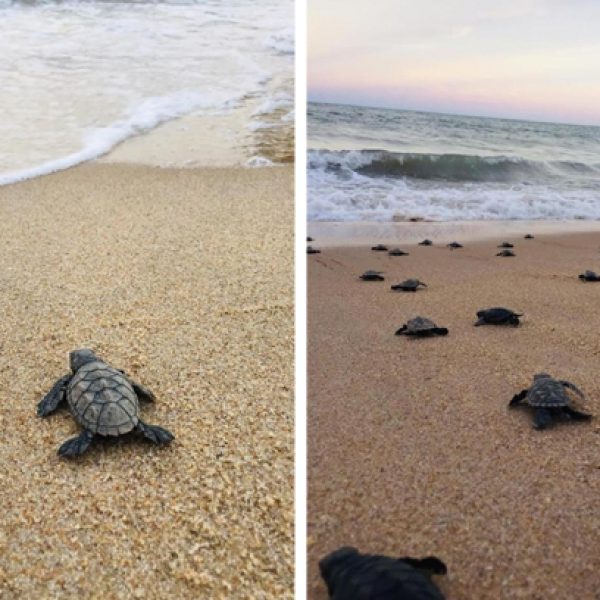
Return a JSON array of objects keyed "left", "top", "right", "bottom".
[
  {"left": 0, "top": 163, "right": 294, "bottom": 599},
  {"left": 308, "top": 229, "right": 600, "bottom": 598}
]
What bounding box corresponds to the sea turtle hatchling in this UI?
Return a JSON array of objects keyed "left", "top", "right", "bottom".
[
  {"left": 319, "top": 546, "right": 447, "bottom": 600},
  {"left": 418, "top": 239, "right": 433, "bottom": 246},
  {"left": 307, "top": 246, "right": 321, "bottom": 254},
  {"left": 524, "top": 234, "right": 534, "bottom": 239},
  {"left": 371, "top": 244, "right": 388, "bottom": 251},
  {"left": 37, "top": 349, "right": 174, "bottom": 457},
  {"left": 498, "top": 242, "right": 514, "bottom": 248},
  {"left": 509, "top": 373, "right": 593, "bottom": 429},
  {"left": 396, "top": 316, "right": 448, "bottom": 337},
  {"left": 388, "top": 248, "right": 410, "bottom": 256},
  {"left": 391, "top": 278, "right": 427, "bottom": 292},
  {"left": 475, "top": 307, "right": 523, "bottom": 326},
  {"left": 579, "top": 270, "right": 600, "bottom": 281},
  {"left": 360, "top": 270, "right": 385, "bottom": 281},
  {"left": 496, "top": 249, "right": 515, "bottom": 257},
  {"left": 447, "top": 241, "right": 463, "bottom": 249}
]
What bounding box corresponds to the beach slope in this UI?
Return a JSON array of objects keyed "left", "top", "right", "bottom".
[
  {"left": 308, "top": 234, "right": 600, "bottom": 599},
  {"left": 0, "top": 163, "right": 294, "bottom": 599}
]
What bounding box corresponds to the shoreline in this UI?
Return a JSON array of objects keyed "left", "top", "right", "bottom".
[
  {"left": 308, "top": 231, "right": 600, "bottom": 599},
  {"left": 0, "top": 162, "right": 294, "bottom": 599},
  {"left": 307, "top": 219, "right": 600, "bottom": 247}
]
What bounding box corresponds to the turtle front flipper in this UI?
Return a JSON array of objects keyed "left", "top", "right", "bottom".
[
  {"left": 130, "top": 380, "right": 156, "bottom": 402},
  {"left": 395, "top": 325, "right": 408, "bottom": 335},
  {"left": 509, "top": 389, "right": 528, "bottom": 407},
  {"left": 562, "top": 406, "right": 592, "bottom": 421},
  {"left": 58, "top": 429, "right": 95, "bottom": 457},
  {"left": 37, "top": 375, "right": 71, "bottom": 417},
  {"left": 559, "top": 380, "right": 586, "bottom": 400},
  {"left": 533, "top": 407, "right": 553, "bottom": 429},
  {"left": 136, "top": 420, "right": 174, "bottom": 444}
]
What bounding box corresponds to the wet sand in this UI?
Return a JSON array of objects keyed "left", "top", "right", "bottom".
[
  {"left": 0, "top": 163, "right": 294, "bottom": 599},
  {"left": 308, "top": 231, "right": 600, "bottom": 598}
]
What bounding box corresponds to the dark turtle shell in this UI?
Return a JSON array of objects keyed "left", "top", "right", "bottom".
[
  {"left": 319, "top": 547, "right": 446, "bottom": 600},
  {"left": 475, "top": 307, "right": 522, "bottom": 325},
  {"left": 525, "top": 373, "right": 582, "bottom": 408},
  {"left": 360, "top": 270, "right": 385, "bottom": 281},
  {"left": 496, "top": 249, "right": 515, "bottom": 257},
  {"left": 67, "top": 360, "right": 139, "bottom": 436},
  {"left": 388, "top": 248, "right": 409, "bottom": 256},
  {"left": 307, "top": 246, "right": 321, "bottom": 254},
  {"left": 447, "top": 242, "right": 463, "bottom": 248},
  {"left": 524, "top": 234, "right": 534, "bottom": 239},
  {"left": 391, "top": 278, "right": 426, "bottom": 291},
  {"left": 372, "top": 244, "right": 388, "bottom": 251},
  {"left": 396, "top": 316, "right": 448, "bottom": 336},
  {"left": 498, "top": 242, "right": 514, "bottom": 248},
  {"left": 418, "top": 239, "right": 433, "bottom": 246}
]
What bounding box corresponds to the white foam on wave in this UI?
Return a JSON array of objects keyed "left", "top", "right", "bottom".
[
  {"left": 251, "top": 92, "right": 293, "bottom": 117},
  {"left": 308, "top": 150, "right": 600, "bottom": 221},
  {"left": 0, "top": 90, "right": 241, "bottom": 187},
  {"left": 264, "top": 27, "right": 294, "bottom": 55},
  {"left": 245, "top": 155, "right": 276, "bottom": 168}
]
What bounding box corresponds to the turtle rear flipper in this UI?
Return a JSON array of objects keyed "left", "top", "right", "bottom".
[
  {"left": 37, "top": 375, "right": 71, "bottom": 416},
  {"left": 58, "top": 429, "right": 95, "bottom": 457},
  {"left": 559, "top": 380, "right": 585, "bottom": 400},
  {"left": 562, "top": 406, "right": 592, "bottom": 421},
  {"left": 509, "top": 389, "right": 529, "bottom": 407},
  {"left": 533, "top": 407, "right": 553, "bottom": 429},
  {"left": 395, "top": 326, "right": 408, "bottom": 335},
  {"left": 136, "top": 420, "right": 174, "bottom": 444}
]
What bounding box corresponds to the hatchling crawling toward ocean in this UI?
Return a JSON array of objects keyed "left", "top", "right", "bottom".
[
  {"left": 496, "top": 249, "right": 515, "bottom": 257},
  {"left": 475, "top": 307, "right": 522, "bottom": 326},
  {"left": 579, "top": 270, "right": 600, "bottom": 281},
  {"left": 391, "top": 278, "right": 427, "bottom": 292},
  {"left": 509, "top": 373, "right": 592, "bottom": 429},
  {"left": 37, "top": 349, "right": 174, "bottom": 456},
  {"left": 396, "top": 316, "right": 448, "bottom": 337},
  {"left": 319, "top": 546, "right": 447, "bottom": 600},
  {"left": 360, "top": 270, "right": 385, "bottom": 281}
]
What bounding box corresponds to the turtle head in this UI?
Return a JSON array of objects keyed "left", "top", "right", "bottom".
[
  {"left": 69, "top": 349, "right": 98, "bottom": 372},
  {"left": 533, "top": 372, "right": 552, "bottom": 382}
]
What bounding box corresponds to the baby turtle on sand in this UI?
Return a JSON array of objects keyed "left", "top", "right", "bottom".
[
  {"left": 360, "top": 270, "right": 385, "bottom": 281},
  {"left": 524, "top": 234, "right": 534, "bottom": 239},
  {"left": 307, "top": 236, "right": 314, "bottom": 242},
  {"left": 391, "top": 279, "right": 427, "bottom": 292},
  {"left": 389, "top": 248, "right": 410, "bottom": 256},
  {"left": 418, "top": 239, "right": 433, "bottom": 246},
  {"left": 509, "top": 373, "right": 592, "bottom": 429},
  {"left": 307, "top": 246, "right": 321, "bottom": 254},
  {"left": 579, "top": 270, "right": 600, "bottom": 281},
  {"left": 447, "top": 241, "right": 463, "bottom": 249},
  {"left": 498, "top": 242, "right": 514, "bottom": 248},
  {"left": 372, "top": 244, "right": 388, "bottom": 251},
  {"left": 496, "top": 249, "right": 515, "bottom": 257},
  {"left": 37, "top": 349, "right": 174, "bottom": 457},
  {"left": 475, "top": 307, "right": 522, "bottom": 326},
  {"left": 396, "top": 316, "right": 448, "bottom": 337},
  {"left": 320, "top": 546, "right": 447, "bottom": 600}
]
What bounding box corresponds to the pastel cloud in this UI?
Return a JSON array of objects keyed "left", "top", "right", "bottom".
[{"left": 309, "top": 0, "right": 600, "bottom": 124}]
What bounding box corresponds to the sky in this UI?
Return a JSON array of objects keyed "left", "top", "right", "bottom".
[{"left": 308, "top": 0, "right": 600, "bottom": 125}]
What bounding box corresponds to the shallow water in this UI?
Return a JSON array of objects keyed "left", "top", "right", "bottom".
[{"left": 0, "top": 0, "right": 293, "bottom": 184}]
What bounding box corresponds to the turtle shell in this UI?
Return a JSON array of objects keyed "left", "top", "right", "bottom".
[
  {"left": 406, "top": 317, "right": 437, "bottom": 332},
  {"left": 67, "top": 360, "right": 139, "bottom": 435},
  {"left": 527, "top": 375, "right": 572, "bottom": 408},
  {"left": 320, "top": 547, "right": 446, "bottom": 600}
]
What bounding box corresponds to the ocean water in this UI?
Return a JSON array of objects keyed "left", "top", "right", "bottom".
[
  {"left": 0, "top": 0, "right": 293, "bottom": 185},
  {"left": 308, "top": 102, "right": 600, "bottom": 221}
]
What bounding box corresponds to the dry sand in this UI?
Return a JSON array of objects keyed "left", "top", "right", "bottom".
[
  {"left": 308, "top": 231, "right": 600, "bottom": 599},
  {"left": 0, "top": 163, "right": 294, "bottom": 599}
]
